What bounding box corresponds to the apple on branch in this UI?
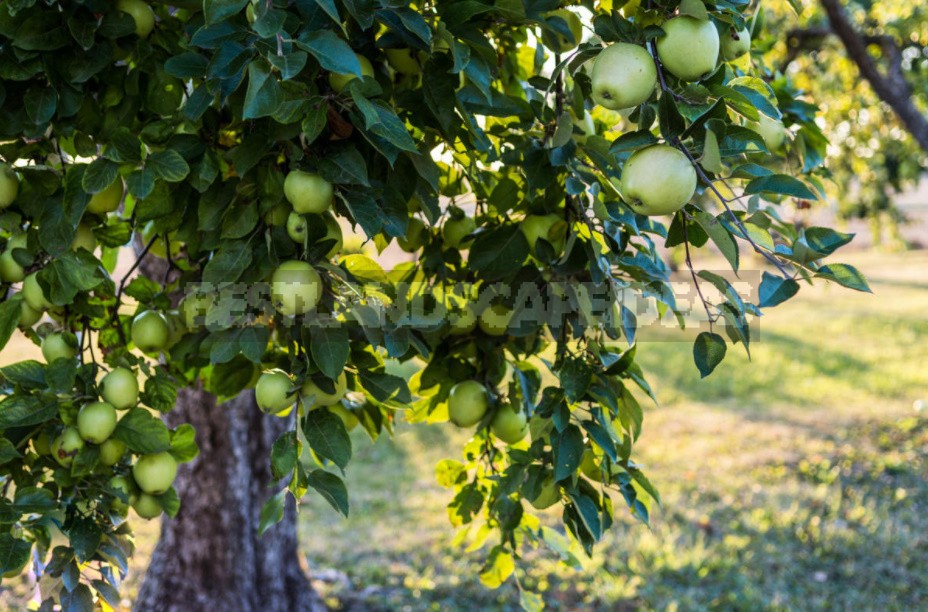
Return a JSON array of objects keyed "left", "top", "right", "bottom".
[
  {"left": 620, "top": 145, "right": 697, "bottom": 216},
  {"left": 590, "top": 43, "right": 657, "bottom": 111}
]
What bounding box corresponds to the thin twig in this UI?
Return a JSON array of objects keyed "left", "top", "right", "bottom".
[{"left": 680, "top": 212, "right": 716, "bottom": 328}]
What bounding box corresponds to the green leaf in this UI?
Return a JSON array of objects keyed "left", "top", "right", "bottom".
[
  {"left": 310, "top": 326, "right": 350, "bottom": 381},
  {"left": 266, "top": 51, "right": 308, "bottom": 80},
  {"left": 169, "top": 424, "right": 199, "bottom": 462},
  {"left": 0, "top": 395, "right": 56, "bottom": 428},
  {"left": 318, "top": 146, "right": 369, "bottom": 186},
  {"left": 468, "top": 225, "right": 529, "bottom": 281},
  {"left": 204, "top": 0, "right": 250, "bottom": 24},
  {"left": 350, "top": 94, "right": 419, "bottom": 153},
  {"left": 802, "top": 227, "right": 854, "bottom": 257},
  {"left": 113, "top": 408, "right": 172, "bottom": 453},
  {"left": 258, "top": 489, "right": 287, "bottom": 536},
  {"left": 147, "top": 150, "right": 190, "bottom": 182},
  {"left": 692, "top": 210, "right": 739, "bottom": 271},
  {"left": 81, "top": 159, "right": 119, "bottom": 194},
  {"left": 693, "top": 331, "right": 726, "bottom": 378},
  {"left": 0, "top": 535, "right": 31, "bottom": 574},
  {"left": 307, "top": 469, "right": 349, "bottom": 516},
  {"left": 554, "top": 426, "right": 585, "bottom": 481},
  {"left": 0, "top": 293, "right": 23, "bottom": 352},
  {"left": 301, "top": 103, "right": 328, "bottom": 144},
  {"left": 302, "top": 408, "right": 352, "bottom": 469},
  {"left": 143, "top": 373, "right": 178, "bottom": 413},
  {"left": 816, "top": 264, "right": 871, "bottom": 293},
  {"left": 270, "top": 431, "right": 298, "bottom": 479},
  {"left": 744, "top": 174, "right": 817, "bottom": 200},
  {"left": 559, "top": 357, "right": 592, "bottom": 403},
  {"left": 165, "top": 52, "right": 210, "bottom": 79},
  {"left": 0, "top": 438, "right": 21, "bottom": 466},
  {"left": 701, "top": 128, "right": 723, "bottom": 173},
  {"left": 243, "top": 60, "right": 283, "bottom": 119},
  {"left": 0, "top": 360, "right": 46, "bottom": 388},
  {"left": 60, "top": 584, "right": 94, "bottom": 612},
  {"left": 758, "top": 271, "right": 799, "bottom": 307},
  {"left": 296, "top": 30, "right": 361, "bottom": 75},
  {"left": 357, "top": 369, "right": 412, "bottom": 404},
  {"left": 479, "top": 546, "right": 514, "bottom": 589}
]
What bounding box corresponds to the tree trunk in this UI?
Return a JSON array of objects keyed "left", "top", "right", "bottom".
[{"left": 134, "top": 385, "right": 323, "bottom": 612}]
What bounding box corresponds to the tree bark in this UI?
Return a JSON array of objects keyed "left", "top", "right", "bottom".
[
  {"left": 818, "top": 0, "right": 928, "bottom": 153},
  {"left": 134, "top": 385, "right": 324, "bottom": 612}
]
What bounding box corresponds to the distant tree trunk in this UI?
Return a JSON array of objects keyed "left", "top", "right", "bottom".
[
  {"left": 817, "top": 0, "right": 928, "bottom": 153},
  {"left": 134, "top": 385, "right": 323, "bottom": 612}
]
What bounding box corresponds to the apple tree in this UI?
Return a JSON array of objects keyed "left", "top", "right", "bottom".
[{"left": 0, "top": 0, "right": 866, "bottom": 608}]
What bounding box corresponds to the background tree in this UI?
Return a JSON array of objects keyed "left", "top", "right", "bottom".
[
  {"left": 770, "top": 0, "right": 928, "bottom": 246},
  {"left": 0, "top": 0, "right": 866, "bottom": 609}
]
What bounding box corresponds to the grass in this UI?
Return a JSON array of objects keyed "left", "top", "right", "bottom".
[{"left": 2, "top": 249, "right": 927, "bottom": 610}]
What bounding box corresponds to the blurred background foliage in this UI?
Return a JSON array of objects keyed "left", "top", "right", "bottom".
[{"left": 767, "top": 0, "right": 927, "bottom": 248}]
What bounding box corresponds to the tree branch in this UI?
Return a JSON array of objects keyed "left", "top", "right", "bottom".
[{"left": 817, "top": 0, "right": 928, "bottom": 153}]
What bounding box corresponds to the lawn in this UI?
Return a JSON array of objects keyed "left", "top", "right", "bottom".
[{"left": 2, "top": 249, "right": 927, "bottom": 611}]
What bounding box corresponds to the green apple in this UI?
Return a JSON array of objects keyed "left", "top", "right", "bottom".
[
  {"left": 286, "top": 211, "right": 308, "bottom": 243},
  {"left": 270, "top": 260, "right": 323, "bottom": 316},
  {"left": 101, "top": 367, "right": 139, "bottom": 409},
  {"left": 321, "top": 213, "right": 343, "bottom": 257},
  {"left": 490, "top": 405, "right": 528, "bottom": 444},
  {"left": 328, "top": 404, "right": 359, "bottom": 430},
  {"left": 41, "top": 332, "right": 78, "bottom": 363},
  {"left": 329, "top": 54, "right": 375, "bottom": 92},
  {"left": 448, "top": 380, "right": 489, "bottom": 427},
  {"left": 18, "top": 302, "right": 42, "bottom": 328},
  {"left": 163, "top": 309, "right": 186, "bottom": 348},
  {"left": 131, "top": 310, "right": 170, "bottom": 353},
  {"left": 301, "top": 372, "right": 347, "bottom": 408},
  {"left": 749, "top": 113, "right": 786, "bottom": 151},
  {"left": 99, "top": 438, "right": 128, "bottom": 466},
  {"left": 397, "top": 217, "right": 427, "bottom": 252},
  {"left": 385, "top": 48, "right": 425, "bottom": 75},
  {"left": 133, "top": 451, "right": 178, "bottom": 495},
  {"left": 264, "top": 201, "right": 291, "bottom": 226},
  {"left": 117, "top": 0, "right": 155, "bottom": 37},
  {"left": 22, "top": 273, "right": 52, "bottom": 311},
  {"left": 70, "top": 223, "right": 97, "bottom": 253},
  {"left": 721, "top": 26, "right": 751, "bottom": 60},
  {"left": 479, "top": 303, "right": 513, "bottom": 336},
  {"left": 447, "top": 298, "right": 477, "bottom": 335},
  {"left": 86, "top": 178, "right": 124, "bottom": 214},
  {"left": 255, "top": 369, "right": 297, "bottom": 415},
  {"left": 109, "top": 474, "right": 136, "bottom": 515},
  {"left": 32, "top": 430, "right": 51, "bottom": 456},
  {"left": 51, "top": 427, "right": 85, "bottom": 468},
  {"left": 656, "top": 16, "right": 720, "bottom": 81},
  {"left": 0, "top": 163, "right": 19, "bottom": 209},
  {"left": 442, "top": 215, "right": 476, "bottom": 249},
  {"left": 520, "top": 214, "right": 566, "bottom": 257},
  {"left": 529, "top": 476, "right": 560, "bottom": 509},
  {"left": 181, "top": 292, "right": 213, "bottom": 328},
  {"left": 77, "top": 401, "right": 118, "bottom": 444},
  {"left": 590, "top": 43, "right": 657, "bottom": 110},
  {"left": 543, "top": 9, "right": 583, "bottom": 53},
  {"left": 132, "top": 493, "right": 162, "bottom": 519},
  {"left": 283, "top": 171, "right": 334, "bottom": 215},
  {"left": 621, "top": 145, "right": 697, "bottom": 216},
  {"left": 0, "top": 233, "right": 26, "bottom": 282}
]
